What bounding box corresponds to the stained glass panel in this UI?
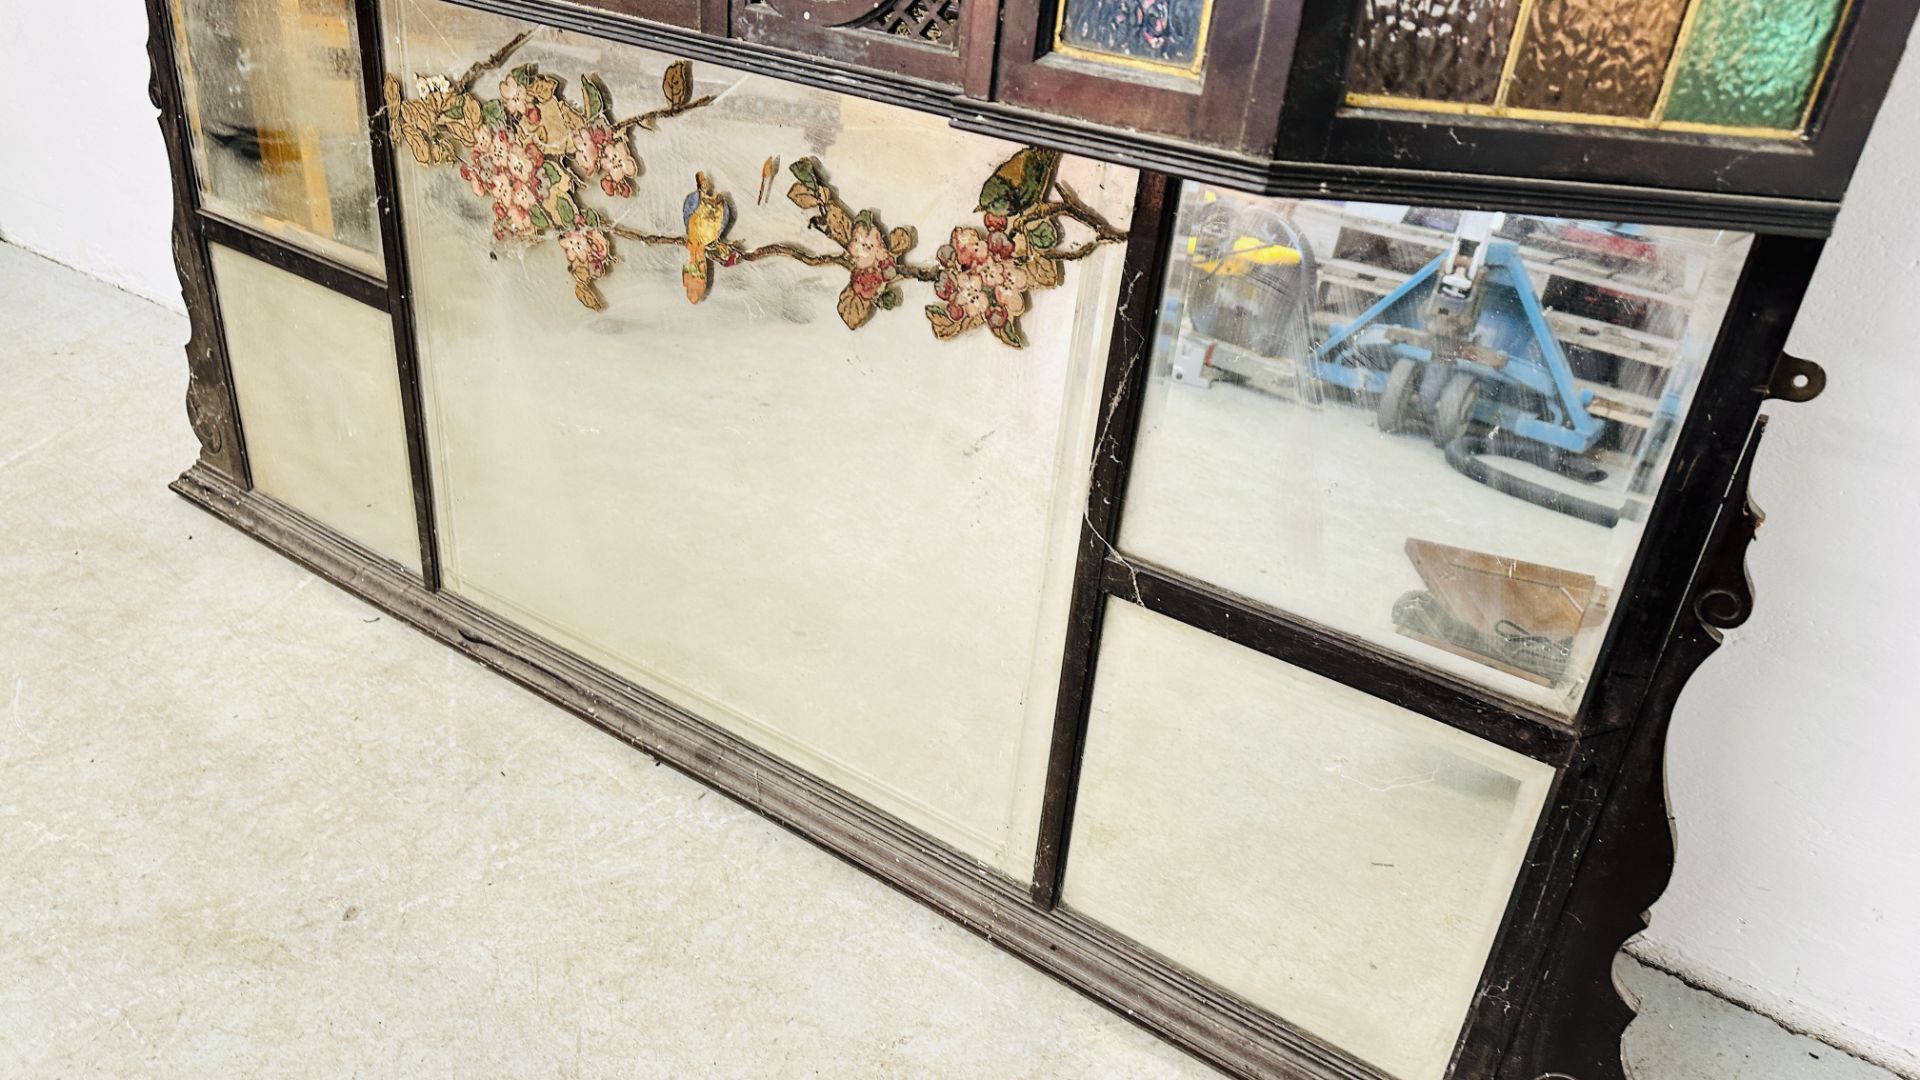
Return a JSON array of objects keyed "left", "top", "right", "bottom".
[
  {"left": 1345, "top": 0, "right": 1523, "bottom": 105},
  {"left": 1506, "top": 0, "right": 1692, "bottom": 117},
  {"left": 1055, "top": 0, "right": 1211, "bottom": 73},
  {"left": 1665, "top": 0, "right": 1847, "bottom": 129}
]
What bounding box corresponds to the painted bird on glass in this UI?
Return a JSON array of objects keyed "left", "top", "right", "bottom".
[{"left": 681, "top": 171, "right": 733, "bottom": 304}]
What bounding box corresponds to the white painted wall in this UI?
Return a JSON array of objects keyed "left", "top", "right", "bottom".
[
  {"left": 1631, "top": 21, "right": 1920, "bottom": 1077},
  {"left": 0, "top": 0, "right": 184, "bottom": 310},
  {"left": 3, "top": 1, "right": 1917, "bottom": 1071}
]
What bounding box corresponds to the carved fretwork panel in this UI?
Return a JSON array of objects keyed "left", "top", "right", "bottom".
[
  {"left": 859, "top": 0, "right": 961, "bottom": 49},
  {"left": 733, "top": 0, "right": 976, "bottom": 88}
]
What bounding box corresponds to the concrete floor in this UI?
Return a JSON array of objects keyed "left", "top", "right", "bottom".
[{"left": 0, "top": 239, "right": 1899, "bottom": 1079}]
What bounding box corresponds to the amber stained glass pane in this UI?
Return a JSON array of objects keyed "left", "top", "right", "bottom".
[
  {"left": 1346, "top": 0, "right": 1523, "bottom": 105},
  {"left": 1664, "top": 0, "right": 1846, "bottom": 129},
  {"left": 1506, "top": 0, "right": 1690, "bottom": 117}
]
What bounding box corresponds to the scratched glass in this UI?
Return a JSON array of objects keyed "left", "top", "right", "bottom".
[
  {"left": 1345, "top": 0, "right": 1523, "bottom": 105},
  {"left": 1117, "top": 186, "right": 1753, "bottom": 717},
  {"left": 1665, "top": 0, "right": 1847, "bottom": 129},
  {"left": 1063, "top": 601, "right": 1553, "bottom": 1080},
  {"left": 172, "top": 0, "right": 384, "bottom": 272},
  {"left": 1505, "top": 0, "right": 1691, "bottom": 118}
]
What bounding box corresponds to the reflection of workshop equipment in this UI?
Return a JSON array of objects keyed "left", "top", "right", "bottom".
[
  {"left": 1311, "top": 232, "right": 1606, "bottom": 455},
  {"left": 1307, "top": 214, "right": 1630, "bottom": 524},
  {"left": 1173, "top": 199, "right": 1321, "bottom": 401},
  {"left": 1390, "top": 539, "right": 1606, "bottom": 688}
]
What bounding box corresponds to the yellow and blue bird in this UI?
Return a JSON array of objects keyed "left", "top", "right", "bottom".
[{"left": 681, "top": 171, "right": 733, "bottom": 304}]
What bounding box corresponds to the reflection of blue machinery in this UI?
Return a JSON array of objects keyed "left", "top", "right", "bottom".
[
  {"left": 1311, "top": 239, "right": 1604, "bottom": 454},
  {"left": 1307, "top": 231, "right": 1637, "bottom": 527}
]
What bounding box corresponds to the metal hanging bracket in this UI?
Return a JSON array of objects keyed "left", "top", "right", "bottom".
[{"left": 1767, "top": 352, "right": 1827, "bottom": 402}]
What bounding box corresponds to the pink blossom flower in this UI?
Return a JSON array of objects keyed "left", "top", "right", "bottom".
[
  {"left": 950, "top": 227, "right": 989, "bottom": 270},
  {"left": 498, "top": 77, "right": 529, "bottom": 116},
  {"left": 601, "top": 136, "right": 638, "bottom": 183},
  {"left": 847, "top": 221, "right": 891, "bottom": 272},
  {"left": 570, "top": 127, "right": 603, "bottom": 174}
]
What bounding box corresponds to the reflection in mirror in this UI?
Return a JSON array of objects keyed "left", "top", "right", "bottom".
[
  {"left": 1064, "top": 601, "right": 1554, "bottom": 1080},
  {"left": 382, "top": 0, "right": 1136, "bottom": 878},
  {"left": 1119, "top": 187, "right": 1751, "bottom": 715},
  {"left": 172, "top": 0, "right": 384, "bottom": 271}
]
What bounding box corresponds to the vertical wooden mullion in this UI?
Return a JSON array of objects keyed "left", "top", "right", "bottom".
[
  {"left": 1028, "top": 169, "right": 1176, "bottom": 909},
  {"left": 353, "top": 0, "right": 445, "bottom": 590}
]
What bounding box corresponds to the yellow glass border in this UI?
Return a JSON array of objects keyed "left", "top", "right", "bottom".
[
  {"left": 1050, "top": 0, "right": 1214, "bottom": 80},
  {"left": 1343, "top": 0, "right": 1859, "bottom": 142}
]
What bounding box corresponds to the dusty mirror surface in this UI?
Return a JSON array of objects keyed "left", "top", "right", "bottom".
[
  {"left": 383, "top": 0, "right": 1135, "bottom": 878},
  {"left": 171, "top": 0, "right": 385, "bottom": 270},
  {"left": 209, "top": 245, "right": 420, "bottom": 571},
  {"left": 1063, "top": 601, "right": 1554, "bottom": 1080},
  {"left": 1118, "top": 185, "right": 1752, "bottom": 715}
]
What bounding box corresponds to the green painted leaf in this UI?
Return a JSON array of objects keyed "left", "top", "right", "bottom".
[
  {"left": 554, "top": 196, "right": 578, "bottom": 226},
  {"left": 513, "top": 64, "right": 535, "bottom": 86},
  {"left": 1027, "top": 218, "right": 1060, "bottom": 249},
  {"left": 542, "top": 161, "right": 564, "bottom": 187},
  {"left": 789, "top": 157, "right": 820, "bottom": 187},
  {"left": 875, "top": 286, "right": 901, "bottom": 311},
  {"left": 978, "top": 176, "right": 1015, "bottom": 216},
  {"left": 854, "top": 208, "right": 877, "bottom": 228},
  {"left": 528, "top": 205, "right": 553, "bottom": 230},
  {"left": 482, "top": 99, "right": 507, "bottom": 127},
  {"left": 583, "top": 75, "right": 608, "bottom": 119}
]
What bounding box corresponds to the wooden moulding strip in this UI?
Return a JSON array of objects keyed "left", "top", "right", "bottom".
[{"left": 169, "top": 461, "right": 1385, "bottom": 1080}]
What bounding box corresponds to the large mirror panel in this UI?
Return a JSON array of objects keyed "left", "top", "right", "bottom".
[
  {"left": 1118, "top": 186, "right": 1752, "bottom": 715},
  {"left": 1063, "top": 600, "right": 1555, "bottom": 1080},
  {"left": 383, "top": 0, "right": 1136, "bottom": 878}
]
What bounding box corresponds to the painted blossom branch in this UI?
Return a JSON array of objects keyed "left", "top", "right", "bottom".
[
  {"left": 454, "top": 30, "right": 534, "bottom": 93},
  {"left": 616, "top": 96, "right": 716, "bottom": 132},
  {"left": 1011, "top": 182, "right": 1127, "bottom": 244}
]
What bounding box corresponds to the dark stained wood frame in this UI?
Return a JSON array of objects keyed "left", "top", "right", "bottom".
[
  {"left": 989, "top": 0, "right": 1305, "bottom": 154},
  {"left": 730, "top": 0, "right": 982, "bottom": 92},
  {"left": 1277, "top": 0, "right": 1920, "bottom": 208},
  {"left": 145, "top": 0, "right": 1853, "bottom": 1077}
]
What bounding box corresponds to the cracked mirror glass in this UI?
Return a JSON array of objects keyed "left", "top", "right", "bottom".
[
  {"left": 1117, "top": 186, "right": 1752, "bottom": 717},
  {"left": 172, "top": 0, "right": 385, "bottom": 272},
  {"left": 1063, "top": 600, "right": 1554, "bottom": 1080},
  {"left": 383, "top": 0, "right": 1135, "bottom": 879}
]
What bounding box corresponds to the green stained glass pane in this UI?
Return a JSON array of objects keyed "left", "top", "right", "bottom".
[
  {"left": 1506, "top": 0, "right": 1691, "bottom": 118},
  {"left": 1664, "top": 0, "right": 1846, "bottom": 129},
  {"left": 1346, "top": 0, "right": 1523, "bottom": 105}
]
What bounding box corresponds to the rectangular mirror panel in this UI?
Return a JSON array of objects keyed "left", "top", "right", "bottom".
[
  {"left": 1063, "top": 600, "right": 1554, "bottom": 1080},
  {"left": 383, "top": 0, "right": 1135, "bottom": 877},
  {"left": 1118, "top": 187, "right": 1752, "bottom": 716},
  {"left": 209, "top": 245, "right": 420, "bottom": 571},
  {"left": 172, "top": 0, "right": 384, "bottom": 272}
]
